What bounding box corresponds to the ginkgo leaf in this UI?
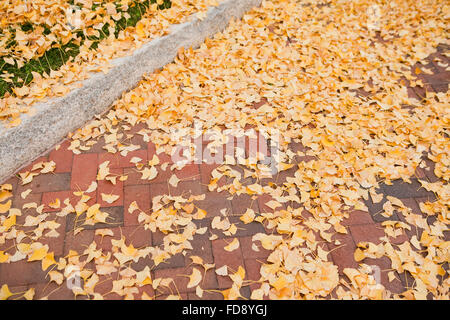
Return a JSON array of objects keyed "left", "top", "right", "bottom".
[
  {"left": 196, "top": 227, "right": 207, "bottom": 234},
  {"left": 215, "top": 265, "right": 228, "bottom": 276},
  {"left": 48, "top": 270, "right": 64, "bottom": 285},
  {"left": 97, "top": 161, "right": 110, "bottom": 180},
  {"left": 42, "top": 252, "right": 56, "bottom": 271},
  {"left": 272, "top": 275, "right": 287, "bottom": 291},
  {"left": 23, "top": 288, "right": 35, "bottom": 300},
  {"left": 0, "top": 190, "right": 12, "bottom": 202},
  {"left": 0, "top": 251, "right": 9, "bottom": 263},
  {"left": 0, "top": 284, "right": 13, "bottom": 300},
  {"left": 28, "top": 246, "right": 48, "bottom": 262},
  {"left": 140, "top": 167, "right": 158, "bottom": 180},
  {"left": 48, "top": 198, "right": 60, "bottom": 209},
  {"left": 190, "top": 256, "right": 204, "bottom": 266},
  {"left": 317, "top": 246, "right": 329, "bottom": 261},
  {"left": 41, "top": 161, "right": 56, "bottom": 173},
  {"left": 168, "top": 174, "right": 180, "bottom": 187},
  {"left": 264, "top": 200, "right": 281, "bottom": 211},
  {"left": 196, "top": 285, "right": 204, "bottom": 298},
  {"left": 85, "top": 181, "right": 98, "bottom": 193},
  {"left": 2, "top": 214, "right": 16, "bottom": 231},
  {"left": 130, "top": 157, "right": 142, "bottom": 164},
  {"left": 187, "top": 268, "right": 202, "bottom": 288},
  {"left": 20, "top": 189, "right": 32, "bottom": 199},
  {"left": 193, "top": 208, "right": 207, "bottom": 220},
  {"left": 128, "top": 201, "right": 139, "bottom": 214},
  {"left": 0, "top": 200, "right": 12, "bottom": 213},
  {"left": 354, "top": 248, "right": 365, "bottom": 262},
  {"left": 101, "top": 193, "right": 120, "bottom": 204},
  {"left": 240, "top": 208, "right": 255, "bottom": 224}
]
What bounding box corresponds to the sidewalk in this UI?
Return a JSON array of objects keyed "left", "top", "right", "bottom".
[{"left": 0, "top": 0, "right": 448, "bottom": 300}]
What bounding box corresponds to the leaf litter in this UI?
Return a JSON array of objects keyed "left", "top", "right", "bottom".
[{"left": 0, "top": 0, "right": 449, "bottom": 300}]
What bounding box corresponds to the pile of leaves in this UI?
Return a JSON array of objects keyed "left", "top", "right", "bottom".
[
  {"left": 0, "top": 0, "right": 449, "bottom": 300},
  {"left": 0, "top": 0, "right": 220, "bottom": 127},
  {"left": 0, "top": 0, "right": 172, "bottom": 97}
]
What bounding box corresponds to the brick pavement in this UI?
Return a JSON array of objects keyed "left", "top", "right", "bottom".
[{"left": 0, "top": 39, "right": 448, "bottom": 300}]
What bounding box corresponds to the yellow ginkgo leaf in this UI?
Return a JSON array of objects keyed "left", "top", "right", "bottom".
[
  {"left": 193, "top": 208, "right": 207, "bottom": 220},
  {"left": 272, "top": 275, "right": 287, "bottom": 291},
  {"left": 23, "top": 288, "right": 35, "bottom": 300},
  {"left": 196, "top": 286, "right": 204, "bottom": 298},
  {"left": 224, "top": 238, "right": 240, "bottom": 252},
  {"left": 148, "top": 154, "right": 160, "bottom": 166},
  {"left": 0, "top": 200, "right": 12, "bottom": 214},
  {"left": 48, "top": 198, "right": 60, "bottom": 209},
  {"left": 42, "top": 252, "right": 56, "bottom": 271},
  {"left": 85, "top": 181, "right": 98, "bottom": 193},
  {"left": 354, "top": 248, "right": 365, "bottom": 262},
  {"left": 190, "top": 256, "right": 204, "bottom": 266},
  {"left": 168, "top": 174, "right": 180, "bottom": 187},
  {"left": 240, "top": 208, "right": 255, "bottom": 224},
  {"left": 28, "top": 246, "right": 48, "bottom": 262},
  {"left": 48, "top": 270, "right": 64, "bottom": 285},
  {"left": 0, "top": 190, "right": 12, "bottom": 202},
  {"left": 101, "top": 193, "right": 120, "bottom": 204},
  {"left": 215, "top": 265, "right": 228, "bottom": 276},
  {"left": 2, "top": 214, "right": 16, "bottom": 231},
  {"left": 0, "top": 251, "right": 9, "bottom": 263},
  {"left": 187, "top": 268, "right": 202, "bottom": 288},
  {"left": 128, "top": 201, "right": 139, "bottom": 214},
  {"left": 135, "top": 21, "right": 146, "bottom": 37},
  {"left": 0, "top": 284, "right": 13, "bottom": 300},
  {"left": 140, "top": 166, "right": 158, "bottom": 180},
  {"left": 20, "top": 189, "right": 32, "bottom": 199},
  {"left": 321, "top": 135, "right": 335, "bottom": 147},
  {"left": 97, "top": 161, "right": 110, "bottom": 180}
]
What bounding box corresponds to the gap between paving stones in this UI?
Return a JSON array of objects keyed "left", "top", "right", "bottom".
[{"left": 0, "top": 0, "right": 262, "bottom": 184}]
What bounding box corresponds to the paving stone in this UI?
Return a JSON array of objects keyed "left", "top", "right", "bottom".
[
  {"left": 239, "top": 236, "right": 271, "bottom": 260},
  {"left": 379, "top": 178, "right": 436, "bottom": 199},
  {"left": 153, "top": 265, "right": 218, "bottom": 294},
  {"left": 211, "top": 238, "right": 245, "bottom": 288},
  {"left": 123, "top": 184, "right": 151, "bottom": 226},
  {"left": 66, "top": 206, "right": 123, "bottom": 231},
  {"left": 42, "top": 190, "right": 72, "bottom": 212},
  {"left": 173, "top": 164, "right": 201, "bottom": 181},
  {"left": 63, "top": 229, "right": 95, "bottom": 256},
  {"left": 229, "top": 193, "right": 260, "bottom": 215},
  {"left": 244, "top": 258, "right": 264, "bottom": 292},
  {"left": 152, "top": 253, "right": 186, "bottom": 271},
  {"left": 349, "top": 224, "right": 385, "bottom": 246},
  {"left": 123, "top": 167, "right": 151, "bottom": 186},
  {"left": 39, "top": 216, "right": 67, "bottom": 257},
  {"left": 49, "top": 140, "right": 74, "bottom": 173},
  {"left": 363, "top": 194, "right": 400, "bottom": 222},
  {"left": 71, "top": 153, "right": 98, "bottom": 191},
  {"left": 343, "top": 210, "right": 374, "bottom": 225},
  {"left": 327, "top": 232, "right": 358, "bottom": 275},
  {"left": 148, "top": 182, "right": 170, "bottom": 199},
  {"left": 194, "top": 198, "right": 233, "bottom": 218},
  {"left": 32, "top": 281, "right": 77, "bottom": 300},
  {"left": 94, "top": 225, "right": 152, "bottom": 251},
  {"left": 169, "top": 180, "right": 203, "bottom": 197},
  {"left": 17, "top": 173, "right": 71, "bottom": 194},
  {"left": 97, "top": 168, "right": 124, "bottom": 207},
  {"left": 0, "top": 260, "right": 47, "bottom": 286},
  {"left": 362, "top": 256, "right": 406, "bottom": 295},
  {"left": 155, "top": 293, "right": 188, "bottom": 300}
]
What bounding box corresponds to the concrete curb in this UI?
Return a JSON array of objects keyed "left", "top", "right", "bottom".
[{"left": 0, "top": 0, "right": 262, "bottom": 183}]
